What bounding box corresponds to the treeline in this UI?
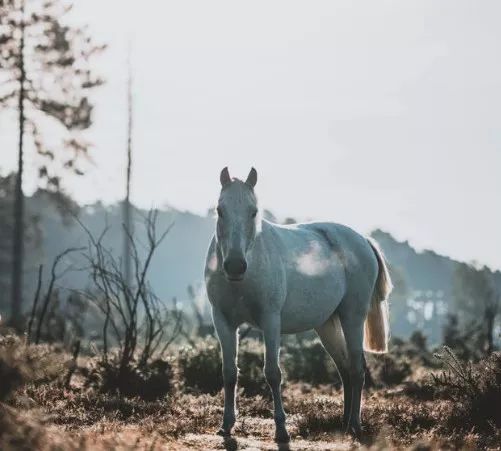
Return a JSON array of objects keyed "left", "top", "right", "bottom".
[{"left": 0, "top": 174, "right": 499, "bottom": 355}]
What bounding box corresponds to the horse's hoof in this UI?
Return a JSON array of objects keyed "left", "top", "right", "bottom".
[
  {"left": 274, "top": 429, "right": 290, "bottom": 443},
  {"left": 217, "top": 428, "right": 232, "bottom": 437}
]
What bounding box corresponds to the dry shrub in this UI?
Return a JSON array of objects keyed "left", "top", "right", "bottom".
[
  {"left": 366, "top": 353, "right": 412, "bottom": 387},
  {"left": 285, "top": 388, "right": 344, "bottom": 438},
  {"left": 0, "top": 404, "right": 48, "bottom": 451},
  {"left": 402, "top": 378, "right": 437, "bottom": 401},
  {"left": 152, "top": 393, "right": 221, "bottom": 438},
  {"left": 282, "top": 339, "right": 339, "bottom": 386},
  {"left": 238, "top": 339, "right": 268, "bottom": 396},
  {"left": 0, "top": 336, "right": 70, "bottom": 450},
  {"left": 367, "top": 397, "right": 439, "bottom": 436},
  {"left": 178, "top": 338, "right": 268, "bottom": 396},
  {"left": 0, "top": 335, "right": 64, "bottom": 401},
  {"left": 238, "top": 394, "right": 273, "bottom": 418},
  {"left": 178, "top": 339, "right": 222, "bottom": 394},
  {"left": 290, "top": 387, "right": 448, "bottom": 446},
  {"left": 387, "top": 334, "right": 439, "bottom": 369},
  {"left": 433, "top": 347, "right": 501, "bottom": 432},
  {"left": 295, "top": 402, "right": 343, "bottom": 438},
  {"left": 82, "top": 354, "right": 173, "bottom": 401}
]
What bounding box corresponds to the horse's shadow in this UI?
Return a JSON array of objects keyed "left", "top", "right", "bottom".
[
  {"left": 221, "top": 436, "right": 291, "bottom": 451},
  {"left": 219, "top": 428, "right": 375, "bottom": 450},
  {"left": 221, "top": 436, "right": 238, "bottom": 451}
]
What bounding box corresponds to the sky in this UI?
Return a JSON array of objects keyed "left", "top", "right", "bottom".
[{"left": 1, "top": 0, "right": 500, "bottom": 269}]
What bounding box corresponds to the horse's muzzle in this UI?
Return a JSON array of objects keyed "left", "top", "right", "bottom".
[{"left": 223, "top": 256, "right": 247, "bottom": 281}]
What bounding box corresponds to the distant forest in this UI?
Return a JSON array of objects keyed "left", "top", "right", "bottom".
[{"left": 0, "top": 172, "right": 500, "bottom": 345}]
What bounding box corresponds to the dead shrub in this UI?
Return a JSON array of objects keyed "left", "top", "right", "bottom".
[{"left": 78, "top": 211, "right": 180, "bottom": 399}]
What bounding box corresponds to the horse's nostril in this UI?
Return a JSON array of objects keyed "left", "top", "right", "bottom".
[{"left": 223, "top": 257, "right": 247, "bottom": 277}]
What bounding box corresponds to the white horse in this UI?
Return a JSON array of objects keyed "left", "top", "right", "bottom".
[{"left": 204, "top": 167, "right": 392, "bottom": 442}]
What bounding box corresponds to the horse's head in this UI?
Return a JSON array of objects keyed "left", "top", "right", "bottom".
[{"left": 216, "top": 167, "right": 260, "bottom": 281}]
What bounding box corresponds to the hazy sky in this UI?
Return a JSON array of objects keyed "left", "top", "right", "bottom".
[{"left": 1, "top": 1, "right": 500, "bottom": 269}]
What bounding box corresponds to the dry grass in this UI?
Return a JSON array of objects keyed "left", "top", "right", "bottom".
[
  {"left": 1, "top": 336, "right": 501, "bottom": 450},
  {"left": 11, "top": 378, "right": 501, "bottom": 450}
]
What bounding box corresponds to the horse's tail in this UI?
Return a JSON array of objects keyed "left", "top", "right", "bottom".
[{"left": 363, "top": 238, "right": 392, "bottom": 353}]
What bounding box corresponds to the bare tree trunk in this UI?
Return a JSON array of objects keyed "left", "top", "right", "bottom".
[
  {"left": 26, "top": 264, "right": 43, "bottom": 344},
  {"left": 11, "top": 1, "right": 26, "bottom": 329},
  {"left": 64, "top": 340, "right": 80, "bottom": 388},
  {"left": 122, "top": 45, "right": 133, "bottom": 288},
  {"left": 34, "top": 247, "right": 82, "bottom": 344},
  {"left": 485, "top": 308, "right": 495, "bottom": 355}
]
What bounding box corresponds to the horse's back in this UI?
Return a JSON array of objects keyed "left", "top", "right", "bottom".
[
  {"left": 273, "top": 220, "right": 376, "bottom": 275},
  {"left": 270, "top": 221, "right": 378, "bottom": 333}
]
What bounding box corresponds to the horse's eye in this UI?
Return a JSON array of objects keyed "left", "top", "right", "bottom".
[
  {"left": 217, "top": 207, "right": 223, "bottom": 218},
  {"left": 251, "top": 209, "right": 258, "bottom": 218}
]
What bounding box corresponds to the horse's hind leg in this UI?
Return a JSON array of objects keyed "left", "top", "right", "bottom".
[
  {"left": 315, "top": 313, "right": 352, "bottom": 428},
  {"left": 337, "top": 300, "right": 367, "bottom": 438}
]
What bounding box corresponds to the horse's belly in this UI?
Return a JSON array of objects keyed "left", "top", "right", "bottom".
[{"left": 279, "top": 276, "right": 345, "bottom": 334}]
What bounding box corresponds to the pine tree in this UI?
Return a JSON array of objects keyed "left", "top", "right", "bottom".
[{"left": 0, "top": 0, "right": 104, "bottom": 327}]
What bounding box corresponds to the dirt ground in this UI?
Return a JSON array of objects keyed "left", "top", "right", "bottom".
[
  {"left": 11, "top": 385, "right": 481, "bottom": 451},
  {"left": 59, "top": 427, "right": 355, "bottom": 451}
]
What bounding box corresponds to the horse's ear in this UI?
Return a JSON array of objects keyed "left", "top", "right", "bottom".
[
  {"left": 245, "top": 167, "right": 257, "bottom": 188},
  {"left": 220, "top": 167, "right": 231, "bottom": 187}
]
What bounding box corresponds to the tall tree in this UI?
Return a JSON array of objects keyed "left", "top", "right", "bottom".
[
  {"left": 122, "top": 45, "right": 133, "bottom": 288},
  {"left": 0, "top": 174, "right": 16, "bottom": 311},
  {"left": 0, "top": 0, "right": 104, "bottom": 327}
]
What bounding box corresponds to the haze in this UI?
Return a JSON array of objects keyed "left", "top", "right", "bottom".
[{"left": 1, "top": 0, "right": 500, "bottom": 269}]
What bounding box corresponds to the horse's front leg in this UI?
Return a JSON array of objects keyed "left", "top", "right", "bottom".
[
  {"left": 213, "top": 308, "right": 238, "bottom": 436},
  {"left": 262, "top": 315, "right": 290, "bottom": 443}
]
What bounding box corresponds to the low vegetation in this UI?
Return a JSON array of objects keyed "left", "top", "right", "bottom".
[{"left": 0, "top": 331, "right": 500, "bottom": 450}]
